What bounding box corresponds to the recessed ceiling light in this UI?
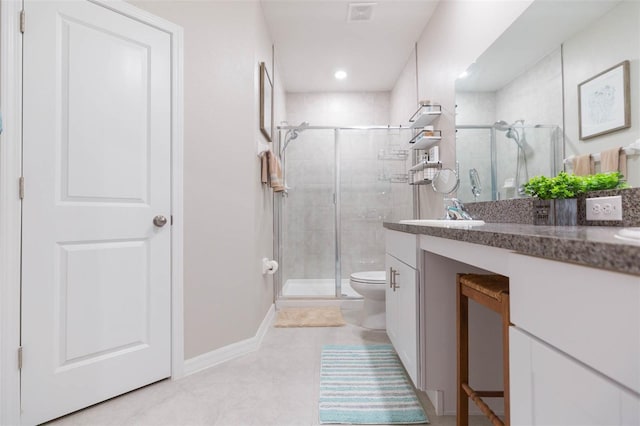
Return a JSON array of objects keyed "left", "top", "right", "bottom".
[{"left": 334, "top": 70, "right": 348, "bottom": 80}]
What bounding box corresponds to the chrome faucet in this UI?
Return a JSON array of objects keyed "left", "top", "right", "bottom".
[{"left": 445, "top": 198, "right": 473, "bottom": 220}]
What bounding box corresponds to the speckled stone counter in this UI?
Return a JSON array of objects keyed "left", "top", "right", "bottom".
[{"left": 383, "top": 222, "right": 640, "bottom": 276}]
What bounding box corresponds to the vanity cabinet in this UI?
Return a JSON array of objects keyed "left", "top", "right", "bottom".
[
  {"left": 510, "top": 327, "right": 639, "bottom": 425},
  {"left": 385, "top": 230, "right": 419, "bottom": 386},
  {"left": 509, "top": 253, "right": 640, "bottom": 423}
]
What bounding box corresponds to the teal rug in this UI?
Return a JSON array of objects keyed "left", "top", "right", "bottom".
[{"left": 319, "top": 344, "right": 429, "bottom": 424}]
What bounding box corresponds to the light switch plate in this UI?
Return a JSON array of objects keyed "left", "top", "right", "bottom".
[{"left": 586, "top": 195, "right": 622, "bottom": 221}]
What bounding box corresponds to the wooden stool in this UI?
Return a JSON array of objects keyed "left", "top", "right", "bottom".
[{"left": 456, "top": 273, "right": 510, "bottom": 426}]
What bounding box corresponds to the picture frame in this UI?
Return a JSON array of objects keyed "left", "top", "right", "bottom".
[
  {"left": 259, "top": 62, "right": 273, "bottom": 142},
  {"left": 578, "top": 60, "right": 630, "bottom": 140}
]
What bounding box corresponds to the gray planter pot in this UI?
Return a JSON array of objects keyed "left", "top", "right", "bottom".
[{"left": 533, "top": 198, "right": 578, "bottom": 226}]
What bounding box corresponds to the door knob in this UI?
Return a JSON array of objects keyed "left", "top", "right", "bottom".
[{"left": 153, "top": 215, "right": 168, "bottom": 227}]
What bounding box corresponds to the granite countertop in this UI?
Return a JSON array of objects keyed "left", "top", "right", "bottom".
[{"left": 383, "top": 221, "right": 640, "bottom": 276}]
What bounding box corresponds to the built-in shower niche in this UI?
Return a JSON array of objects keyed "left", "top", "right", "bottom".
[{"left": 456, "top": 124, "right": 563, "bottom": 203}]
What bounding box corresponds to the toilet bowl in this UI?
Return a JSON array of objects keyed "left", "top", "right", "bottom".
[{"left": 349, "top": 270, "right": 386, "bottom": 330}]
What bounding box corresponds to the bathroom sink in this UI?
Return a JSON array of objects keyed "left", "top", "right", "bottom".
[
  {"left": 399, "top": 219, "right": 486, "bottom": 228},
  {"left": 614, "top": 227, "right": 640, "bottom": 243}
]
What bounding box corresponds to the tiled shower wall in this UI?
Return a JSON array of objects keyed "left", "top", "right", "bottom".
[
  {"left": 281, "top": 92, "right": 413, "bottom": 284},
  {"left": 455, "top": 48, "right": 563, "bottom": 202}
]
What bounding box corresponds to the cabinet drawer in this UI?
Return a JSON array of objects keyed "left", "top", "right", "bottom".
[
  {"left": 511, "top": 327, "right": 640, "bottom": 425},
  {"left": 385, "top": 230, "right": 417, "bottom": 268},
  {"left": 509, "top": 253, "right": 640, "bottom": 393}
]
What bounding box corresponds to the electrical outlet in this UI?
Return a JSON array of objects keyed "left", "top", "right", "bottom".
[{"left": 586, "top": 195, "right": 623, "bottom": 221}]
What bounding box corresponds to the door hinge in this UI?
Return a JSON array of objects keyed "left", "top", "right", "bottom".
[
  {"left": 20, "top": 10, "right": 25, "bottom": 33},
  {"left": 18, "top": 346, "right": 23, "bottom": 370},
  {"left": 18, "top": 176, "right": 24, "bottom": 199}
]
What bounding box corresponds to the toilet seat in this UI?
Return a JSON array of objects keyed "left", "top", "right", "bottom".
[{"left": 350, "top": 270, "right": 386, "bottom": 284}]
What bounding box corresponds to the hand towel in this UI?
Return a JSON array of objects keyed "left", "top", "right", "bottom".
[
  {"left": 600, "top": 147, "right": 627, "bottom": 179},
  {"left": 572, "top": 153, "right": 594, "bottom": 176},
  {"left": 266, "top": 150, "right": 285, "bottom": 192}
]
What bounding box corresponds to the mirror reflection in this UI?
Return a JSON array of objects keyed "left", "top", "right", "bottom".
[{"left": 455, "top": 0, "right": 639, "bottom": 202}]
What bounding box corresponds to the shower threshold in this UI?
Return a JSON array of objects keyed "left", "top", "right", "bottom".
[{"left": 278, "top": 278, "right": 364, "bottom": 310}]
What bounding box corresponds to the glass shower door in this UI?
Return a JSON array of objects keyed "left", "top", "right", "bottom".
[
  {"left": 278, "top": 129, "right": 336, "bottom": 297},
  {"left": 338, "top": 128, "right": 413, "bottom": 290}
]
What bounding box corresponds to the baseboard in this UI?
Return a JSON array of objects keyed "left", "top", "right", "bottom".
[
  {"left": 425, "top": 390, "right": 444, "bottom": 416},
  {"left": 183, "top": 304, "right": 275, "bottom": 376}
]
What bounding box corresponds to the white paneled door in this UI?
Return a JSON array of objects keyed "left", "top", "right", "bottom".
[{"left": 21, "top": 1, "right": 172, "bottom": 424}]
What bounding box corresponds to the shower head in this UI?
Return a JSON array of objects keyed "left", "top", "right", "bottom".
[
  {"left": 282, "top": 121, "right": 310, "bottom": 153},
  {"left": 494, "top": 119, "right": 524, "bottom": 131},
  {"left": 494, "top": 120, "right": 524, "bottom": 149},
  {"left": 494, "top": 120, "right": 510, "bottom": 131},
  {"left": 506, "top": 127, "right": 523, "bottom": 148}
]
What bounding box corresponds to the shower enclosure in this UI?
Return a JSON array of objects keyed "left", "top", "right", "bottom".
[
  {"left": 456, "top": 124, "right": 563, "bottom": 202},
  {"left": 274, "top": 125, "right": 414, "bottom": 301}
]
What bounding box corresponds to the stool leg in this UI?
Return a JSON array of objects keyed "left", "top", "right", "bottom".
[
  {"left": 502, "top": 293, "right": 510, "bottom": 426},
  {"left": 456, "top": 274, "right": 468, "bottom": 426}
]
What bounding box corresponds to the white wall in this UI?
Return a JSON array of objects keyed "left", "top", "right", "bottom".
[
  {"left": 563, "top": 1, "right": 640, "bottom": 185},
  {"left": 130, "top": 1, "right": 284, "bottom": 359},
  {"left": 390, "top": 0, "right": 533, "bottom": 218},
  {"left": 390, "top": 48, "right": 417, "bottom": 125},
  {"left": 495, "top": 48, "right": 562, "bottom": 128}
]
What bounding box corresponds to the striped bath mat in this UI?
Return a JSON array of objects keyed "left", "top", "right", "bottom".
[{"left": 319, "top": 344, "right": 428, "bottom": 424}]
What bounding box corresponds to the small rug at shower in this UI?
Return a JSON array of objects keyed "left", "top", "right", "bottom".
[
  {"left": 319, "top": 344, "right": 429, "bottom": 425},
  {"left": 273, "top": 307, "right": 346, "bottom": 327}
]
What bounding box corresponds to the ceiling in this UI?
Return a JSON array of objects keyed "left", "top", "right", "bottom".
[{"left": 261, "top": 0, "right": 440, "bottom": 93}]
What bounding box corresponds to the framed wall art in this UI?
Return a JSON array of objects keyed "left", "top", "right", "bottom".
[
  {"left": 259, "top": 62, "right": 273, "bottom": 142},
  {"left": 578, "top": 60, "right": 630, "bottom": 140}
]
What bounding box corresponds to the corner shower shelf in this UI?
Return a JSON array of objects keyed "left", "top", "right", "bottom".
[
  {"left": 409, "top": 129, "right": 442, "bottom": 150},
  {"left": 378, "top": 149, "right": 409, "bottom": 161},
  {"left": 409, "top": 104, "right": 442, "bottom": 128},
  {"left": 378, "top": 173, "right": 410, "bottom": 183}
]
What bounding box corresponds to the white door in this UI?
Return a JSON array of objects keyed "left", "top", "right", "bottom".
[{"left": 21, "top": 1, "right": 172, "bottom": 424}]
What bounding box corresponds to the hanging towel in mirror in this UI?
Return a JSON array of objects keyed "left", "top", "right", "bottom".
[
  {"left": 572, "top": 153, "right": 594, "bottom": 176},
  {"left": 600, "top": 147, "right": 627, "bottom": 179}
]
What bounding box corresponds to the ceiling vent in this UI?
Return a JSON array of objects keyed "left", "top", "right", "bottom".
[{"left": 347, "top": 3, "right": 376, "bottom": 23}]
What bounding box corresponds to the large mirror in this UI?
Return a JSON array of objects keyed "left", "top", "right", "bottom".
[{"left": 455, "top": 0, "right": 639, "bottom": 202}]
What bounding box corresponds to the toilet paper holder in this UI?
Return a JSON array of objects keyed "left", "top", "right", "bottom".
[{"left": 262, "top": 258, "right": 278, "bottom": 275}]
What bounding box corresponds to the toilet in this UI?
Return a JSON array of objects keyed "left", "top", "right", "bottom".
[{"left": 349, "top": 270, "right": 386, "bottom": 330}]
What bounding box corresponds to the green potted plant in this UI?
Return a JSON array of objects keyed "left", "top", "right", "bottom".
[{"left": 523, "top": 171, "right": 627, "bottom": 225}]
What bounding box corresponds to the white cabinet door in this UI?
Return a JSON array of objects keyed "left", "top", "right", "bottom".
[
  {"left": 510, "top": 327, "right": 640, "bottom": 425},
  {"left": 21, "top": 1, "right": 172, "bottom": 424},
  {"left": 385, "top": 254, "right": 418, "bottom": 386},
  {"left": 509, "top": 254, "right": 640, "bottom": 394}
]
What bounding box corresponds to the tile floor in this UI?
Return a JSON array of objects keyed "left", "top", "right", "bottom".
[{"left": 48, "top": 310, "right": 492, "bottom": 426}]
